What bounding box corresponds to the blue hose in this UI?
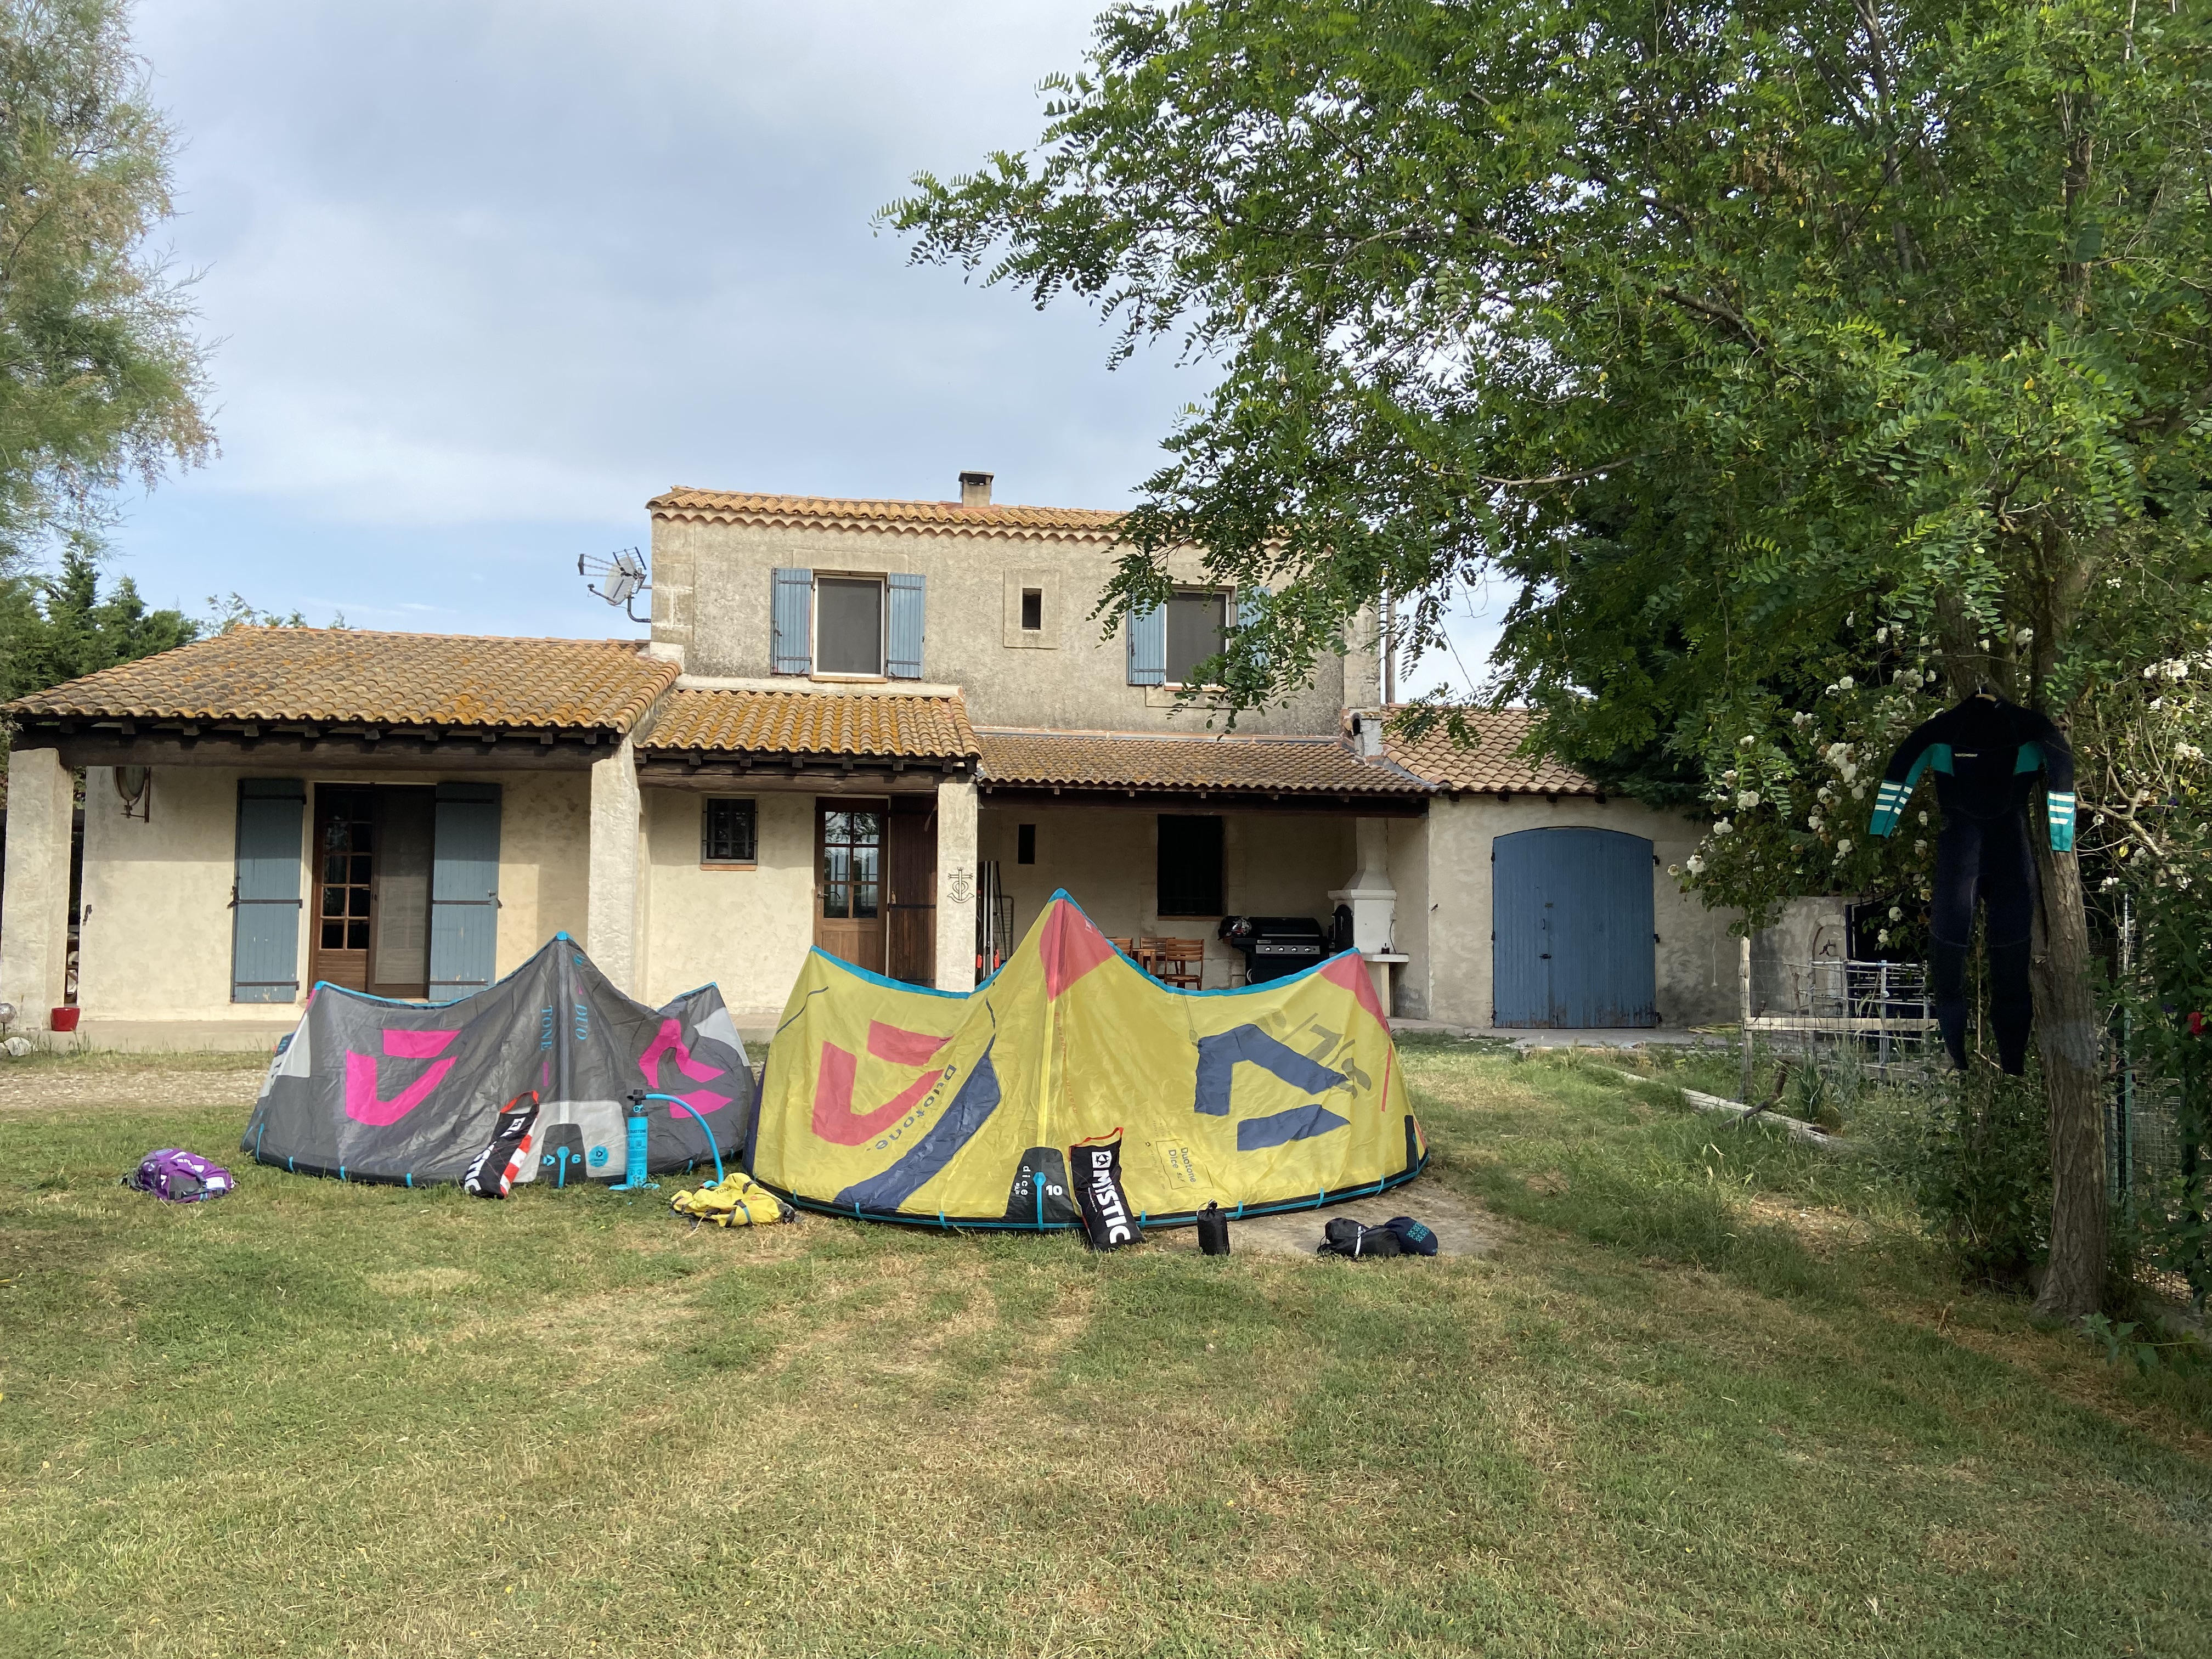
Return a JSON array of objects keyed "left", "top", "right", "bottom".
[{"left": 634, "top": 1091, "right": 725, "bottom": 1187}]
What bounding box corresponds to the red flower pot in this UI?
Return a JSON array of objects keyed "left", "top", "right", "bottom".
[{"left": 50, "top": 1007, "right": 79, "bottom": 1033}]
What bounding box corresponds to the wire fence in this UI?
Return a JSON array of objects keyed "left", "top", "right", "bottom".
[{"left": 1748, "top": 957, "right": 1943, "bottom": 1083}]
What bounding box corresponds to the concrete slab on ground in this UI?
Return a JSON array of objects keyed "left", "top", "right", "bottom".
[
  {"left": 1390, "top": 1018, "right": 1720, "bottom": 1051},
  {"left": 1146, "top": 1180, "right": 1495, "bottom": 1260}
]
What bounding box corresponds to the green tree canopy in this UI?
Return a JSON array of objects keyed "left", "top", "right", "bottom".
[
  {"left": 0, "top": 539, "right": 192, "bottom": 698},
  {"left": 888, "top": 0, "right": 2212, "bottom": 1315},
  {"left": 0, "top": 0, "right": 211, "bottom": 569}
]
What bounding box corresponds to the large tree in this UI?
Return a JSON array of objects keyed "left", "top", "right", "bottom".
[{"left": 888, "top": 0, "right": 2212, "bottom": 1317}]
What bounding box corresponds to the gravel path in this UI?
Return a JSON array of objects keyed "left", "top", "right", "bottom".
[{"left": 0, "top": 1059, "right": 267, "bottom": 1111}]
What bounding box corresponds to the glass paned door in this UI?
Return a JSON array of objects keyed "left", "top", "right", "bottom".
[
  {"left": 311, "top": 787, "right": 377, "bottom": 991},
  {"left": 815, "top": 804, "right": 887, "bottom": 973}
]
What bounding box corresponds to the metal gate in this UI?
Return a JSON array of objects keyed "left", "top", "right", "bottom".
[{"left": 1493, "top": 827, "right": 1658, "bottom": 1028}]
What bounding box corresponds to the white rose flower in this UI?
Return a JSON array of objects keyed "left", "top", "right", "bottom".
[
  {"left": 1739, "top": 735, "right": 1756, "bottom": 749},
  {"left": 1852, "top": 785, "right": 1865, "bottom": 799},
  {"left": 1668, "top": 864, "right": 1681, "bottom": 877},
  {"left": 1888, "top": 906, "right": 1903, "bottom": 921},
  {"left": 1713, "top": 818, "right": 1734, "bottom": 835},
  {"left": 1836, "top": 838, "right": 1853, "bottom": 855},
  {"left": 1914, "top": 839, "right": 1928, "bottom": 854},
  {"left": 1875, "top": 626, "right": 1889, "bottom": 644},
  {"left": 2015, "top": 626, "right": 2034, "bottom": 646},
  {"left": 2180, "top": 743, "right": 2205, "bottom": 763},
  {"left": 1837, "top": 675, "right": 1855, "bottom": 691},
  {"left": 1685, "top": 855, "right": 1705, "bottom": 874},
  {"left": 2151, "top": 697, "right": 2165, "bottom": 710},
  {"left": 1918, "top": 810, "right": 1928, "bottom": 825},
  {"left": 1738, "top": 790, "right": 1761, "bottom": 810},
  {"left": 1792, "top": 711, "right": 1813, "bottom": 729},
  {"left": 1722, "top": 768, "right": 1739, "bottom": 783},
  {"left": 2101, "top": 876, "right": 2120, "bottom": 890},
  {"left": 1807, "top": 812, "right": 1825, "bottom": 831},
  {"left": 1841, "top": 763, "right": 1859, "bottom": 782},
  {"left": 1877, "top": 928, "right": 1891, "bottom": 945}
]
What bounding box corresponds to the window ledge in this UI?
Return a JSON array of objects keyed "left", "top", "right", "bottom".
[
  {"left": 811, "top": 673, "right": 889, "bottom": 684},
  {"left": 699, "top": 861, "right": 759, "bottom": 871}
]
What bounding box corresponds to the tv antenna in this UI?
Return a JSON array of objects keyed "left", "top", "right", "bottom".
[{"left": 578, "top": 547, "right": 650, "bottom": 622}]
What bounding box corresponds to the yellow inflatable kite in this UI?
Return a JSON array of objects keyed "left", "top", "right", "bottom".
[{"left": 749, "top": 890, "right": 1425, "bottom": 1229}]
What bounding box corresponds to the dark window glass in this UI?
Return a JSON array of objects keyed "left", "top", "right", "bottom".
[
  {"left": 1165, "top": 591, "right": 1226, "bottom": 685},
  {"left": 1017, "top": 823, "right": 1036, "bottom": 865},
  {"left": 702, "top": 798, "right": 758, "bottom": 863},
  {"left": 816, "top": 577, "right": 884, "bottom": 675},
  {"left": 1158, "top": 815, "right": 1224, "bottom": 916},
  {"left": 317, "top": 788, "right": 376, "bottom": 951},
  {"left": 822, "top": 810, "right": 882, "bottom": 920},
  {"left": 1020, "top": 588, "right": 1043, "bottom": 631}
]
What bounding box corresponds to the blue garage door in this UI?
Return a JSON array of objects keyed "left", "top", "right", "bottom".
[{"left": 1493, "top": 827, "right": 1658, "bottom": 1028}]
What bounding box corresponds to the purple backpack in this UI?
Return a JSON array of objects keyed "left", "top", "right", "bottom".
[{"left": 126, "top": 1149, "right": 234, "bottom": 1203}]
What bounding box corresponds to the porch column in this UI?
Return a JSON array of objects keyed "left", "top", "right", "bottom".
[
  {"left": 1, "top": 746, "right": 74, "bottom": 1031},
  {"left": 934, "top": 771, "right": 978, "bottom": 993},
  {"left": 587, "top": 740, "right": 641, "bottom": 993},
  {"left": 1330, "top": 816, "right": 1402, "bottom": 1011}
]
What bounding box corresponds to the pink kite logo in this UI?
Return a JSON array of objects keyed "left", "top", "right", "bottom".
[
  {"left": 811, "top": 1020, "right": 950, "bottom": 1145},
  {"left": 345, "top": 1029, "right": 459, "bottom": 1126},
  {"left": 639, "top": 1019, "right": 730, "bottom": 1116}
]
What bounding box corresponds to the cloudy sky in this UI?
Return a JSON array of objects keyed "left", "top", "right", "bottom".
[{"left": 114, "top": 0, "right": 1500, "bottom": 691}]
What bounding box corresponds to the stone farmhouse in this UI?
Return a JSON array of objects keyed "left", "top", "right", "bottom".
[{"left": 0, "top": 474, "right": 1741, "bottom": 1045}]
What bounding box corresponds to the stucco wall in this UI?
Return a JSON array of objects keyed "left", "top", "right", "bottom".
[
  {"left": 650, "top": 515, "right": 1372, "bottom": 735},
  {"left": 1417, "top": 793, "right": 1741, "bottom": 1029},
  {"left": 977, "top": 804, "right": 1361, "bottom": 989},
  {"left": 637, "top": 787, "right": 816, "bottom": 1013},
  {"left": 74, "top": 766, "right": 591, "bottom": 1022}
]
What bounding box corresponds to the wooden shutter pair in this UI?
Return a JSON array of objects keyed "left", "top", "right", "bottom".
[
  {"left": 1125, "top": 588, "right": 1266, "bottom": 686},
  {"left": 229, "top": 780, "right": 503, "bottom": 1004},
  {"left": 771, "top": 567, "right": 927, "bottom": 679}
]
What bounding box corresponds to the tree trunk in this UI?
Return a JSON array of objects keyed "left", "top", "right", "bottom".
[{"left": 2032, "top": 831, "right": 2107, "bottom": 1319}]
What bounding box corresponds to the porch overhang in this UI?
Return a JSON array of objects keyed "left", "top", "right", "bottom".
[
  {"left": 10, "top": 719, "right": 620, "bottom": 772},
  {"left": 973, "top": 728, "right": 1434, "bottom": 817},
  {"left": 631, "top": 686, "right": 981, "bottom": 794}
]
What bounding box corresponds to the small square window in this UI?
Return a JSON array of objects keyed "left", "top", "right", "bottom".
[
  {"left": 1020, "top": 588, "right": 1043, "bottom": 631},
  {"left": 1017, "top": 823, "right": 1037, "bottom": 865},
  {"left": 702, "top": 798, "right": 758, "bottom": 864}
]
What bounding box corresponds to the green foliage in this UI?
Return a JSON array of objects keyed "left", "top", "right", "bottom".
[
  {"left": 1910, "top": 1068, "right": 2053, "bottom": 1289},
  {"left": 0, "top": 540, "right": 193, "bottom": 699},
  {"left": 0, "top": 0, "right": 211, "bottom": 570}
]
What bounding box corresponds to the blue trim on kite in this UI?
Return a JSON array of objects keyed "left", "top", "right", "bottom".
[
  {"left": 803, "top": 946, "right": 983, "bottom": 998},
  {"left": 758, "top": 1147, "right": 1429, "bottom": 1233}
]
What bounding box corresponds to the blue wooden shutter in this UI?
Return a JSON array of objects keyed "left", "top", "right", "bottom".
[
  {"left": 429, "top": 782, "right": 501, "bottom": 1000},
  {"left": 1237, "top": 585, "right": 1269, "bottom": 673},
  {"left": 771, "top": 567, "right": 812, "bottom": 675},
  {"left": 1126, "top": 602, "right": 1165, "bottom": 685},
  {"left": 887, "top": 572, "right": 926, "bottom": 679},
  {"left": 232, "top": 779, "right": 304, "bottom": 1003}
]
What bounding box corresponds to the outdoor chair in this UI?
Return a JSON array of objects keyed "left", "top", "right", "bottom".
[{"left": 1150, "top": 937, "right": 1206, "bottom": 990}]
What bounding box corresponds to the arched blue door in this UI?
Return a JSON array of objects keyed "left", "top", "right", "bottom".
[{"left": 1493, "top": 828, "right": 1658, "bottom": 1028}]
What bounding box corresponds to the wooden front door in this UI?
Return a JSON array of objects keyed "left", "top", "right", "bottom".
[
  {"left": 885, "top": 794, "right": 938, "bottom": 986},
  {"left": 311, "top": 787, "right": 377, "bottom": 992},
  {"left": 815, "top": 802, "right": 887, "bottom": 974}
]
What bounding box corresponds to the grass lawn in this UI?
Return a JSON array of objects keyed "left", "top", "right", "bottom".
[{"left": 3, "top": 1037, "right": 2208, "bottom": 1657}]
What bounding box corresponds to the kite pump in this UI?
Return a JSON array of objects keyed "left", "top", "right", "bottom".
[{"left": 619, "top": 1089, "right": 727, "bottom": 1189}]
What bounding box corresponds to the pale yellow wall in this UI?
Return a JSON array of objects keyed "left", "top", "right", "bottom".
[
  {"left": 78, "top": 766, "right": 262, "bottom": 1020},
  {"left": 1386, "top": 815, "right": 1430, "bottom": 1018},
  {"left": 977, "top": 804, "right": 1358, "bottom": 990},
  {"left": 1417, "top": 793, "right": 1741, "bottom": 1029},
  {"left": 637, "top": 787, "right": 815, "bottom": 1013},
  {"left": 650, "top": 515, "right": 1368, "bottom": 735},
  {"left": 75, "top": 765, "right": 591, "bottom": 1022}
]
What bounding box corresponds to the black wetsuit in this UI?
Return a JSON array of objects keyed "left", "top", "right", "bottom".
[{"left": 1870, "top": 697, "right": 2076, "bottom": 1075}]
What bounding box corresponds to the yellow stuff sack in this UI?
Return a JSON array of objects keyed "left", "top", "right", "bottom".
[{"left": 670, "top": 1176, "right": 787, "bottom": 1228}]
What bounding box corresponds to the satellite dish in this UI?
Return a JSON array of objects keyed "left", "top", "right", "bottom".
[{"left": 578, "top": 548, "right": 651, "bottom": 622}]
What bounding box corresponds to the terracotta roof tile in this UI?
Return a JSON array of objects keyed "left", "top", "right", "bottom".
[
  {"left": 648, "top": 486, "right": 1124, "bottom": 542},
  {"left": 5, "top": 629, "right": 678, "bottom": 732},
  {"left": 643, "top": 688, "right": 979, "bottom": 760},
  {"left": 975, "top": 729, "right": 1430, "bottom": 797},
  {"left": 1383, "top": 707, "right": 1598, "bottom": 795}
]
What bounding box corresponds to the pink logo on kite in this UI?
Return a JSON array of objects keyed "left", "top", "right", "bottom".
[
  {"left": 1039, "top": 899, "right": 1116, "bottom": 999},
  {"left": 810, "top": 1021, "right": 950, "bottom": 1144},
  {"left": 344, "top": 1028, "right": 460, "bottom": 1126},
  {"left": 639, "top": 1018, "right": 729, "bottom": 1116}
]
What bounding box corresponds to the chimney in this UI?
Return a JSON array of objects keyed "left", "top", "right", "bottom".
[{"left": 959, "top": 470, "right": 994, "bottom": 509}]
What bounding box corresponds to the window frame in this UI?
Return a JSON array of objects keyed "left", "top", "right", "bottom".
[
  {"left": 700, "top": 796, "right": 759, "bottom": 868},
  {"left": 1163, "top": 588, "right": 1231, "bottom": 689},
  {"left": 1017, "top": 823, "right": 1037, "bottom": 865},
  {"left": 810, "top": 572, "right": 888, "bottom": 680},
  {"left": 1020, "top": 588, "right": 1043, "bottom": 632},
  {"left": 1156, "top": 814, "right": 1225, "bottom": 917}
]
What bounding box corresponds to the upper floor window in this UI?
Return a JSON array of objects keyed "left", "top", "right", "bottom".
[
  {"left": 815, "top": 577, "right": 884, "bottom": 676},
  {"left": 1165, "top": 591, "right": 1227, "bottom": 686},
  {"left": 772, "top": 567, "right": 926, "bottom": 679}
]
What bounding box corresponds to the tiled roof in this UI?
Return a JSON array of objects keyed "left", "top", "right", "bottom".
[
  {"left": 975, "top": 729, "right": 1431, "bottom": 797},
  {"left": 648, "top": 487, "right": 1125, "bottom": 542},
  {"left": 5, "top": 629, "right": 678, "bottom": 732},
  {"left": 1383, "top": 706, "right": 1599, "bottom": 795},
  {"left": 643, "top": 688, "right": 980, "bottom": 760}
]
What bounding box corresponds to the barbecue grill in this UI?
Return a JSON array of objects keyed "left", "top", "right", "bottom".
[{"left": 1218, "top": 915, "right": 1331, "bottom": 984}]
